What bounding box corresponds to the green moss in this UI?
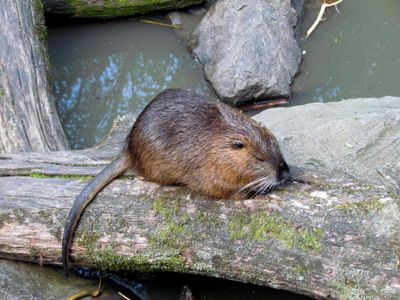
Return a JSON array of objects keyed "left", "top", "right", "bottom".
[
  {"left": 77, "top": 230, "right": 185, "bottom": 272},
  {"left": 29, "top": 171, "right": 133, "bottom": 181},
  {"left": 38, "top": 210, "right": 51, "bottom": 218},
  {"left": 195, "top": 210, "right": 222, "bottom": 228},
  {"left": 31, "top": 173, "right": 47, "bottom": 179},
  {"left": 328, "top": 279, "right": 364, "bottom": 300},
  {"left": 77, "top": 231, "right": 102, "bottom": 249},
  {"left": 0, "top": 213, "right": 11, "bottom": 227},
  {"left": 6, "top": 209, "right": 26, "bottom": 224},
  {"left": 366, "top": 291, "right": 397, "bottom": 300},
  {"left": 33, "top": 0, "right": 47, "bottom": 41},
  {"left": 29, "top": 247, "right": 40, "bottom": 258},
  {"left": 149, "top": 193, "right": 190, "bottom": 251},
  {"left": 331, "top": 200, "right": 386, "bottom": 213},
  {"left": 227, "top": 211, "right": 324, "bottom": 252},
  {"left": 327, "top": 270, "right": 396, "bottom": 300},
  {"left": 31, "top": 172, "right": 93, "bottom": 180},
  {"left": 293, "top": 266, "right": 306, "bottom": 275},
  {"left": 85, "top": 248, "right": 185, "bottom": 272},
  {"left": 136, "top": 194, "right": 152, "bottom": 202},
  {"left": 75, "top": 191, "right": 191, "bottom": 272},
  {"left": 0, "top": 88, "right": 4, "bottom": 97},
  {"left": 51, "top": 225, "right": 63, "bottom": 242},
  {"left": 307, "top": 176, "right": 373, "bottom": 194},
  {"left": 68, "top": 0, "right": 203, "bottom": 19}
]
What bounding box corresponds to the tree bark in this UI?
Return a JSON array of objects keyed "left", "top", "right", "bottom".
[
  {"left": 42, "top": 0, "right": 204, "bottom": 19},
  {"left": 0, "top": 117, "right": 399, "bottom": 299},
  {"left": 0, "top": 0, "right": 69, "bottom": 153}
]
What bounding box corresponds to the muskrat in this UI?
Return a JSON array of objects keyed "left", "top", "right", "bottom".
[{"left": 62, "top": 89, "right": 290, "bottom": 275}]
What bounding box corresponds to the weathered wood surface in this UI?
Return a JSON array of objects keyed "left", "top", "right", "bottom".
[
  {"left": 42, "top": 0, "right": 204, "bottom": 18},
  {"left": 0, "top": 0, "right": 69, "bottom": 153},
  {"left": 0, "top": 118, "right": 399, "bottom": 299}
]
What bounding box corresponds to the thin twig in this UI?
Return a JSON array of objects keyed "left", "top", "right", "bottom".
[
  {"left": 66, "top": 278, "right": 102, "bottom": 300},
  {"left": 138, "top": 19, "right": 182, "bottom": 29},
  {"left": 238, "top": 98, "right": 289, "bottom": 112},
  {"left": 306, "top": 0, "right": 343, "bottom": 39},
  {"left": 118, "top": 292, "right": 131, "bottom": 300}
]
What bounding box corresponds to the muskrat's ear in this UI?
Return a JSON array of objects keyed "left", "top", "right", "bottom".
[{"left": 231, "top": 141, "right": 244, "bottom": 150}]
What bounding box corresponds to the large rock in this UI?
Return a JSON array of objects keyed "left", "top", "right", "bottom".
[
  {"left": 254, "top": 97, "right": 400, "bottom": 192},
  {"left": 0, "top": 259, "right": 113, "bottom": 300},
  {"left": 191, "top": 0, "right": 302, "bottom": 105}
]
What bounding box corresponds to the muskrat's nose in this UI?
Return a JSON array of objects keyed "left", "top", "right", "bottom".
[{"left": 277, "top": 161, "right": 291, "bottom": 182}]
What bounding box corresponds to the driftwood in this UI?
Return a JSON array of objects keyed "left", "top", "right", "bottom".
[
  {"left": 0, "top": 0, "right": 68, "bottom": 153},
  {"left": 0, "top": 117, "right": 399, "bottom": 299},
  {"left": 306, "top": 0, "right": 343, "bottom": 39},
  {"left": 42, "top": 0, "right": 204, "bottom": 18}
]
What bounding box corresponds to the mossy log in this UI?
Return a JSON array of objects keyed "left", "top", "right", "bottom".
[
  {"left": 42, "top": 0, "right": 204, "bottom": 19},
  {"left": 0, "top": 0, "right": 69, "bottom": 153},
  {"left": 0, "top": 116, "right": 399, "bottom": 299}
]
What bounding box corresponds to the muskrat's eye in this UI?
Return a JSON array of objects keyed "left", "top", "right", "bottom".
[{"left": 231, "top": 141, "right": 244, "bottom": 150}]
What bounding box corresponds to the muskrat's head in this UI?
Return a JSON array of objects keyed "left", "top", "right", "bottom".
[{"left": 213, "top": 112, "right": 291, "bottom": 199}]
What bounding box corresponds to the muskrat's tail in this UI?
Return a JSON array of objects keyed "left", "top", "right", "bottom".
[{"left": 62, "top": 154, "right": 131, "bottom": 277}]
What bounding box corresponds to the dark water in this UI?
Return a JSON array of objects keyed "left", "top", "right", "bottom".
[
  {"left": 48, "top": 18, "right": 212, "bottom": 149},
  {"left": 144, "top": 273, "right": 310, "bottom": 300},
  {"left": 86, "top": 271, "right": 311, "bottom": 299},
  {"left": 290, "top": 0, "right": 400, "bottom": 105}
]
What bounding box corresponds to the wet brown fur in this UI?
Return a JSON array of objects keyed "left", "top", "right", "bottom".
[{"left": 127, "top": 89, "right": 289, "bottom": 199}]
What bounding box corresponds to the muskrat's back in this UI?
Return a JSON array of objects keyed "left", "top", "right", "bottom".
[{"left": 127, "top": 89, "right": 290, "bottom": 199}]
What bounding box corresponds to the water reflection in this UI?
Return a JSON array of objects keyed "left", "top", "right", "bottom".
[
  {"left": 291, "top": 0, "right": 400, "bottom": 106},
  {"left": 48, "top": 18, "right": 212, "bottom": 149}
]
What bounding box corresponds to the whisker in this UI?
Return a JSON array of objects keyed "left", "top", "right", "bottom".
[
  {"left": 238, "top": 176, "right": 268, "bottom": 192},
  {"left": 247, "top": 179, "right": 270, "bottom": 195},
  {"left": 257, "top": 182, "right": 270, "bottom": 196},
  {"left": 260, "top": 182, "right": 274, "bottom": 195},
  {"left": 254, "top": 179, "right": 273, "bottom": 196},
  {"left": 238, "top": 174, "right": 279, "bottom": 198},
  {"left": 258, "top": 177, "right": 279, "bottom": 195}
]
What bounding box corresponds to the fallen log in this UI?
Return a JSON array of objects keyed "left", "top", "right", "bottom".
[
  {"left": 0, "top": 117, "right": 399, "bottom": 299},
  {"left": 42, "top": 0, "right": 204, "bottom": 19},
  {"left": 0, "top": 0, "right": 68, "bottom": 153}
]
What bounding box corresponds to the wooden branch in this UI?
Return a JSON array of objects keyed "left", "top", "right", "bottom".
[
  {"left": 0, "top": 0, "right": 69, "bottom": 153},
  {"left": 138, "top": 19, "right": 182, "bottom": 29},
  {"left": 0, "top": 118, "right": 399, "bottom": 299},
  {"left": 238, "top": 99, "right": 289, "bottom": 112},
  {"left": 306, "top": 0, "right": 343, "bottom": 39}
]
